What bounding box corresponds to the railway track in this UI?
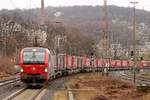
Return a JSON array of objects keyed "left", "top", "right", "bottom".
[
  {"left": 0, "top": 76, "right": 20, "bottom": 87},
  {"left": 3, "top": 85, "right": 47, "bottom": 100},
  {"left": 3, "top": 76, "right": 71, "bottom": 100},
  {"left": 117, "top": 72, "right": 150, "bottom": 86},
  {"left": 0, "top": 75, "right": 23, "bottom": 99}
]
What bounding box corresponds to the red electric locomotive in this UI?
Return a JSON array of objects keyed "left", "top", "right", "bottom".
[{"left": 19, "top": 47, "right": 55, "bottom": 86}]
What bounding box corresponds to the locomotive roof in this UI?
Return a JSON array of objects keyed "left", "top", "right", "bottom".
[
  {"left": 21, "top": 47, "right": 57, "bottom": 55},
  {"left": 22, "top": 47, "right": 49, "bottom": 52}
]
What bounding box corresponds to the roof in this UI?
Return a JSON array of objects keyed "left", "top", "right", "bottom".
[{"left": 22, "top": 47, "right": 48, "bottom": 52}]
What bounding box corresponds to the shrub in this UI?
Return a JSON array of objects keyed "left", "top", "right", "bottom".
[{"left": 0, "top": 56, "right": 17, "bottom": 75}]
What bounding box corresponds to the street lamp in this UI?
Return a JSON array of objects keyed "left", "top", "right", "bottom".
[{"left": 130, "top": 1, "right": 139, "bottom": 84}]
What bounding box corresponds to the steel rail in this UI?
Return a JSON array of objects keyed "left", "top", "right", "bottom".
[
  {"left": 3, "top": 87, "right": 27, "bottom": 100},
  {"left": 31, "top": 85, "right": 48, "bottom": 100},
  {"left": 0, "top": 78, "right": 20, "bottom": 87},
  {"left": 119, "top": 73, "right": 150, "bottom": 86}
]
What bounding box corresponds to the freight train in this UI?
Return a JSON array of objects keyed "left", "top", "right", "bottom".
[{"left": 19, "top": 47, "right": 150, "bottom": 86}]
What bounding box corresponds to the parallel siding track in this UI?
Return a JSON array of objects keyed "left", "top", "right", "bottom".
[
  {"left": 116, "top": 72, "right": 150, "bottom": 86},
  {"left": 0, "top": 77, "right": 20, "bottom": 87}
]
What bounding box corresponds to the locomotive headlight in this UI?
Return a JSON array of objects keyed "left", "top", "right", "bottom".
[
  {"left": 20, "top": 68, "right": 24, "bottom": 72},
  {"left": 44, "top": 68, "right": 48, "bottom": 72}
]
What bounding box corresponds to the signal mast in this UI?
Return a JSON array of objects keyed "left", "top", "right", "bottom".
[{"left": 101, "top": 0, "right": 110, "bottom": 69}]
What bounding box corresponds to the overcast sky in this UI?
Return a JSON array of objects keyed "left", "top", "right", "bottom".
[{"left": 0, "top": 0, "right": 150, "bottom": 11}]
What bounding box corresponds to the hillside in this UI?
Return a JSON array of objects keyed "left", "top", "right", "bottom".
[{"left": 0, "top": 6, "right": 150, "bottom": 46}]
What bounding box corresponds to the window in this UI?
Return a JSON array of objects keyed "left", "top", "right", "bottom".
[{"left": 23, "top": 51, "right": 45, "bottom": 64}]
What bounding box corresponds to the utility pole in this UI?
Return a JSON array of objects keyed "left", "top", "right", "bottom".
[
  {"left": 102, "top": 0, "right": 109, "bottom": 66},
  {"left": 130, "top": 1, "right": 138, "bottom": 84},
  {"left": 41, "top": 0, "right": 45, "bottom": 25}
]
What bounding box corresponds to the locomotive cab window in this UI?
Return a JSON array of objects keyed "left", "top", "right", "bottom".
[{"left": 23, "top": 51, "right": 45, "bottom": 64}]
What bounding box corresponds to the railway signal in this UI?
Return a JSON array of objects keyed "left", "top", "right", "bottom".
[
  {"left": 90, "top": 52, "right": 94, "bottom": 66},
  {"left": 140, "top": 56, "right": 143, "bottom": 60},
  {"left": 130, "top": 1, "right": 139, "bottom": 84},
  {"left": 131, "top": 51, "right": 134, "bottom": 57}
]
